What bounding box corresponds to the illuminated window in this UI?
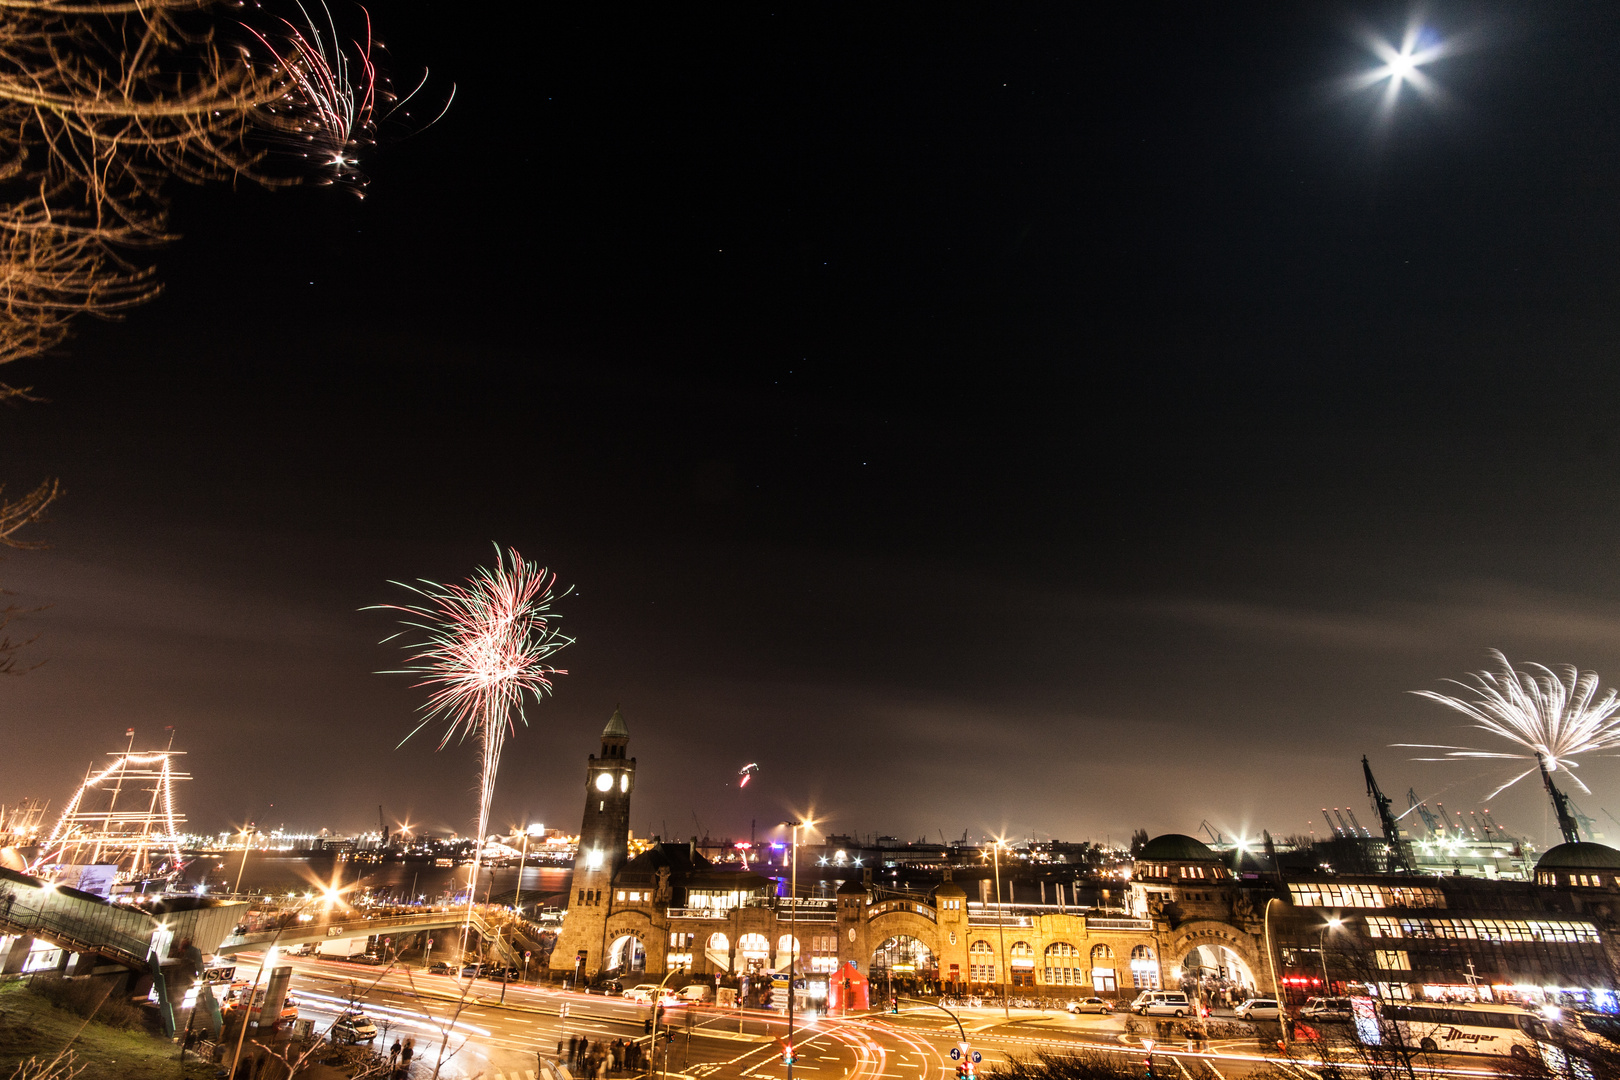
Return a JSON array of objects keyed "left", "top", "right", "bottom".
[
  {"left": 1044, "top": 942, "right": 1080, "bottom": 985},
  {"left": 969, "top": 939, "right": 995, "bottom": 983},
  {"left": 1130, "top": 945, "right": 1158, "bottom": 989}
]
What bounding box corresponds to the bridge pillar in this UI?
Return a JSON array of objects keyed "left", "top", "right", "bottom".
[{"left": 0, "top": 934, "right": 36, "bottom": 975}]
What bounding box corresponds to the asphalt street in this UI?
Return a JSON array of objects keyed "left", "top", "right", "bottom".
[{"left": 231, "top": 955, "right": 1501, "bottom": 1080}]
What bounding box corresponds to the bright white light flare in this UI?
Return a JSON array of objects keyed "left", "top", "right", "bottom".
[
  {"left": 1400, "top": 650, "right": 1620, "bottom": 798},
  {"left": 1346, "top": 21, "right": 1447, "bottom": 114}
]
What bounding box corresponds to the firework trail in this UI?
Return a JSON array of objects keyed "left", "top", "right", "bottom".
[
  {"left": 373, "top": 547, "right": 573, "bottom": 935},
  {"left": 1400, "top": 649, "right": 1620, "bottom": 798},
  {"left": 249, "top": 2, "right": 457, "bottom": 192},
  {"left": 249, "top": 2, "right": 378, "bottom": 189}
]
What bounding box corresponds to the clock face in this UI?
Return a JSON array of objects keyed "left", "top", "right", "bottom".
[
  {"left": 848, "top": 927, "right": 856, "bottom": 943},
  {"left": 595, "top": 772, "right": 614, "bottom": 792},
  {"left": 620, "top": 773, "right": 630, "bottom": 792}
]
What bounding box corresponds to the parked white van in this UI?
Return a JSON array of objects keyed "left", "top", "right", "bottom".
[{"left": 1132, "top": 991, "right": 1192, "bottom": 1017}]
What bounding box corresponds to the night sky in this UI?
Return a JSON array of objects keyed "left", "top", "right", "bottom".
[{"left": 6, "top": 2, "right": 1620, "bottom": 848}]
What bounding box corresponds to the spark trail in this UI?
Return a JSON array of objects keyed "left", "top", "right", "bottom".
[{"left": 1401, "top": 650, "right": 1620, "bottom": 798}]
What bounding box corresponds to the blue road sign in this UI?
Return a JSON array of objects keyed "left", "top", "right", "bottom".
[
  {"left": 950, "top": 1048, "right": 962, "bottom": 1061},
  {"left": 972, "top": 1053, "right": 983, "bottom": 1064}
]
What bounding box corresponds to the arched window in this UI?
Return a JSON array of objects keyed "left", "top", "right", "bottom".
[
  {"left": 738, "top": 932, "right": 770, "bottom": 972},
  {"left": 1009, "top": 941, "right": 1035, "bottom": 987},
  {"left": 706, "top": 932, "right": 731, "bottom": 972},
  {"left": 969, "top": 940, "right": 995, "bottom": 984},
  {"left": 1044, "top": 942, "right": 1081, "bottom": 985},
  {"left": 1090, "top": 944, "right": 1117, "bottom": 993},
  {"left": 1130, "top": 945, "right": 1158, "bottom": 989},
  {"left": 776, "top": 935, "right": 800, "bottom": 971}
]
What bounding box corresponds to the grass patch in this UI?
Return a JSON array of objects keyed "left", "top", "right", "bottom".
[{"left": 0, "top": 978, "right": 215, "bottom": 1080}]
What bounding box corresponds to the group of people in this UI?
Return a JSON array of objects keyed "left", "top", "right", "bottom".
[
  {"left": 560, "top": 1033, "right": 646, "bottom": 1078},
  {"left": 386, "top": 1036, "right": 417, "bottom": 1077}
]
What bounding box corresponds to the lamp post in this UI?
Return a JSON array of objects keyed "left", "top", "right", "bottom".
[
  {"left": 1263, "top": 898, "right": 1288, "bottom": 1053},
  {"left": 651, "top": 962, "right": 688, "bottom": 1080},
  {"left": 233, "top": 824, "right": 253, "bottom": 895},
  {"left": 781, "top": 819, "right": 813, "bottom": 1080},
  {"left": 514, "top": 823, "right": 531, "bottom": 916},
  {"left": 987, "top": 840, "right": 1010, "bottom": 1021},
  {"left": 1319, "top": 918, "right": 1342, "bottom": 995}
]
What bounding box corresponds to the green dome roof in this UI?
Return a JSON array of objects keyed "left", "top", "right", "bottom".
[
  {"left": 603, "top": 707, "right": 629, "bottom": 738},
  {"left": 1136, "top": 833, "right": 1219, "bottom": 862},
  {"left": 1535, "top": 842, "right": 1620, "bottom": 872}
]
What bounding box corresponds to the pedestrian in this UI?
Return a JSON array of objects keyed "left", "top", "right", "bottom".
[
  {"left": 402, "top": 1037, "right": 415, "bottom": 1068},
  {"left": 558, "top": 1037, "right": 564, "bottom": 1059},
  {"left": 390, "top": 1038, "right": 402, "bottom": 1064}
]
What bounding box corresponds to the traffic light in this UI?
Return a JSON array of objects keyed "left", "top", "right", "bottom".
[{"left": 890, "top": 996, "right": 899, "bottom": 1014}]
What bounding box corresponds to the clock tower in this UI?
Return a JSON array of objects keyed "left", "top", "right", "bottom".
[{"left": 552, "top": 707, "right": 636, "bottom": 977}]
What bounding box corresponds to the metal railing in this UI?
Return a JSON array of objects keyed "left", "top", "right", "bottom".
[
  {"left": 1085, "top": 918, "right": 1154, "bottom": 931},
  {"left": 868, "top": 898, "right": 936, "bottom": 922},
  {"left": 1, "top": 875, "right": 161, "bottom": 967}
]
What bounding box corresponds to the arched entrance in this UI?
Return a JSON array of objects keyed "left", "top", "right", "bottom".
[
  {"left": 706, "top": 932, "right": 731, "bottom": 972},
  {"left": 606, "top": 933, "right": 646, "bottom": 975},
  {"left": 872, "top": 935, "right": 936, "bottom": 997},
  {"left": 1176, "top": 943, "right": 1257, "bottom": 1005},
  {"left": 737, "top": 932, "right": 770, "bottom": 974}
]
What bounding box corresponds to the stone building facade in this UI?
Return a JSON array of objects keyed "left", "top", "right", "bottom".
[{"left": 549, "top": 717, "right": 1619, "bottom": 1008}]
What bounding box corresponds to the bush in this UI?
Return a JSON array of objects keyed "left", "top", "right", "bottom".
[
  {"left": 26, "top": 974, "right": 148, "bottom": 1030},
  {"left": 990, "top": 1050, "right": 1147, "bottom": 1080}
]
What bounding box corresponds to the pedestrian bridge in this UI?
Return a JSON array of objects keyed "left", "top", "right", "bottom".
[{"left": 215, "top": 908, "right": 522, "bottom": 963}]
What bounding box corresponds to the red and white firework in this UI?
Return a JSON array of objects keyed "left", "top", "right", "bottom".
[{"left": 375, "top": 547, "right": 573, "bottom": 918}]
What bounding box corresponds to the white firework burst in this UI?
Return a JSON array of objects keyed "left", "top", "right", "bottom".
[{"left": 1400, "top": 650, "right": 1620, "bottom": 798}]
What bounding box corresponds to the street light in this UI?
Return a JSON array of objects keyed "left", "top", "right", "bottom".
[
  {"left": 984, "top": 838, "right": 1010, "bottom": 1020},
  {"left": 233, "top": 824, "right": 254, "bottom": 895},
  {"left": 781, "top": 818, "right": 815, "bottom": 1080},
  {"left": 1319, "top": 918, "right": 1343, "bottom": 995},
  {"left": 1263, "top": 898, "right": 1289, "bottom": 1052}
]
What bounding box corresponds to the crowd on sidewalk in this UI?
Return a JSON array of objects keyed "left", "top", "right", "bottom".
[{"left": 560, "top": 1032, "right": 647, "bottom": 1078}]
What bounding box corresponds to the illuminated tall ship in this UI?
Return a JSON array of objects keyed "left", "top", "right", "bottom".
[{"left": 33, "top": 729, "right": 190, "bottom": 890}]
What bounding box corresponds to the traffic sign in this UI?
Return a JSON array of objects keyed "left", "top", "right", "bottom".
[
  {"left": 972, "top": 1053, "right": 982, "bottom": 1064},
  {"left": 950, "top": 1048, "right": 961, "bottom": 1061}
]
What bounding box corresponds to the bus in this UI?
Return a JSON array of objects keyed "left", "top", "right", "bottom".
[{"left": 1370, "top": 1001, "right": 1550, "bottom": 1058}]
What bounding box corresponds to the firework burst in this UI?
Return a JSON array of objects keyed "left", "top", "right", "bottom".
[
  {"left": 1401, "top": 650, "right": 1620, "bottom": 798},
  {"left": 248, "top": 2, "right": 456, "bottom": 193},
  {"left": 373, "top": 547, "right": 573, "bottom": 925},
  {"left": 248, "top": 2, "right": 377, "bottom": 188}
]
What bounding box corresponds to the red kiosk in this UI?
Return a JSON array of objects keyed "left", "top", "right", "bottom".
[{"left": 828, "top": 960, "right": 870, "bottom": 1013}]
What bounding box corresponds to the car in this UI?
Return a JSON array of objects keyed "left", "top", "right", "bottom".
[
  {"left": 428, "top": 961, "right": 456, "bottom": 975},
  {"left": 1300, "top": 997, "right": 1351, "bottom": 1021},
  {"left": 460, "top": 963, "right": 484, "bottom": 979},
  {"left": 624, "top": 983, "right": 663, "bottom": 1004},
  {"left": 1132, "top": 991, "right": 1192, "bottom": 1017},
  {"left": 1236, "top": 998, "right": 1282, "bottom": 1021},
  {"left": 676, "top": 985, "right": 712, "bottom": 1004},
  {"left": 586, "top": 979, "right": 624, "bottom": 996},
  {"left": 330, "top": 1012, "right": 379, "bottom": 1044},
  {"left": 1067, "top": 997, "right": 1111, "bottom": 1015},
  {"left": 487, "top": 965, "right": 521, "bottom": 981}
]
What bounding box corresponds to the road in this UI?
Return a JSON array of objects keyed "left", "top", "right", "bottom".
[{"left": 226, "top": 955, "right": 1501, "bottom": 1080}]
